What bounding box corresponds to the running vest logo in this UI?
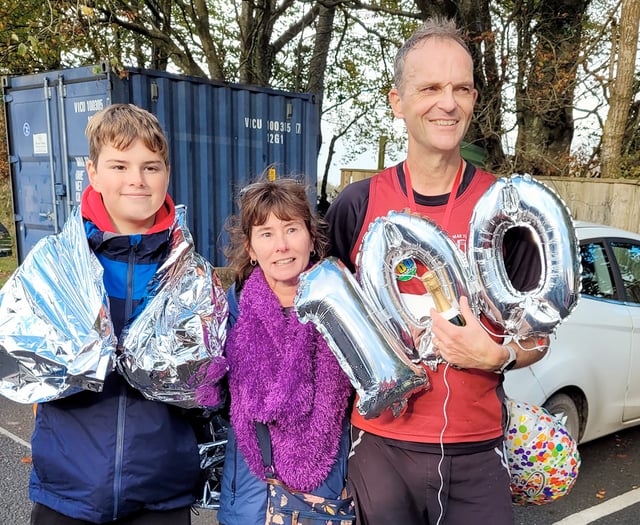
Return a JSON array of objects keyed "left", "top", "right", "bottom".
[{"left": 394, "top": 258, "right": 417, "bottom": 281}]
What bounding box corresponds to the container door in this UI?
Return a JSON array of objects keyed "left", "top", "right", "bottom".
[
  {"left": 4, "top": 69, "right": 110, "bottom": 262},
  {"left": 4, "top": 77, "right": 65, "bottom": 262},
  {"left": 126, "top": 68, "right": 320, "bottom": 266},
  {"left": 57, "top": 79, "right": 109, "bottom": 209}
]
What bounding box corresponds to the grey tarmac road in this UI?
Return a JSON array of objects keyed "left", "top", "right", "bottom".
[{"left": 2, "top": 392, "right": 640, "bottom": 525}]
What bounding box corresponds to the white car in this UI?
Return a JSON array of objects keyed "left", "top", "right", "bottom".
[{"left": 504, "top": 220, "right": 640, "bottom": 444}]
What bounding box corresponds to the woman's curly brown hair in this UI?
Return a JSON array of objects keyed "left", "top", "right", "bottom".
[{"left": 224, "top": 177, "right": 329, "bottom": 288}]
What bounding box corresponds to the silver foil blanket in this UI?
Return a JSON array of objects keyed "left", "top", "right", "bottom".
[
  {"left": 117, "top": 206, "right": 228, "bottom": 409},
  {"left": 0, "top": 206, "right": 228, "bottom": 409},
  {"left": 0, "top": 208, "right": 115, "bottom": 403}
]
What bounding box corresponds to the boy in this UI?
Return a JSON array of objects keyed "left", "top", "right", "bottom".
[{"left": 27, "top": 104, "right": 223, "bottom": 524}]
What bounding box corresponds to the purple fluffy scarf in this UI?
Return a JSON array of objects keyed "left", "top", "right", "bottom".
[{"left": 226, "top": 267, "right": 352, "bottom": 491}]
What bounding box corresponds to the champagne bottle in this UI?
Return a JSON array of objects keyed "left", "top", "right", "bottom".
[{"left": 421, "top": 270, "right": 466, "bottom": 327}]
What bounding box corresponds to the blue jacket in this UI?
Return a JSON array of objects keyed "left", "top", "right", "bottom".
[
  {"left": 29, "top": 215, "right": 201, "bottom": 522},
  {"left": 216, "top": 285, "right": 350, "bottom": 525}
]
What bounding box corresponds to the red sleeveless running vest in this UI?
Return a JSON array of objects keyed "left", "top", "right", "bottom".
[{"left": 350, "top": 165, "right": 504, "bottom": 443}]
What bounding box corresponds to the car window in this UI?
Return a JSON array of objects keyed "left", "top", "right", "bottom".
[
  {"left": 610, "top": 242, "right": 640, "bottom": 304},
  {"left": 580, "top": 242, "right": 616, "bottom": 299}
]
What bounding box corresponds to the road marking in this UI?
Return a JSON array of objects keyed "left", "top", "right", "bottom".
[
  {"left": 0, "top": 425, "right": 31, "bottom": 449},
  {"left": 553, "top": 487, "right": 640, "bottom": 524}
]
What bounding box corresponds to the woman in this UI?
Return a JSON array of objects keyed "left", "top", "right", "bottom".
[{"left": 198, "top": 178, "right": 353, "bottom": 524}]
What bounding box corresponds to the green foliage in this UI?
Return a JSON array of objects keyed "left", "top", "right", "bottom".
[
  {"left": 320, "top": 6, "right": 418, "bottom": 166},
  {"left": 0, "top": 176, "right": 17, "bottom": 288},
  {"left": 0, "top": 257, "right": 17, "bottom": 288},
  {"left": 0, "top": 0, "right": 637, "bottom": 182},
  {"left": 0, "top": 1, "right": 102, "bottom": 74}
]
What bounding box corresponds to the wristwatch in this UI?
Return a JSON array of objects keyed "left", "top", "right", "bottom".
[{"left": 495, "top": 343, "right": 517, "bottom": 374}]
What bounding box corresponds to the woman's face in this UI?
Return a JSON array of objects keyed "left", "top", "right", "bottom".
[{"left": 248, "top": 212, "right": 314, "bottom": 296}]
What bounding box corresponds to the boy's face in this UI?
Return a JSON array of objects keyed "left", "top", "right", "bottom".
[{"left": 87, "top": 139, "right": 170, "bottom": 234}]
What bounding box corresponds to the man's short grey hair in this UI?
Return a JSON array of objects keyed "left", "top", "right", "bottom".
[{"left": 393, "top": 17, "right": 473, "bottom": 90}]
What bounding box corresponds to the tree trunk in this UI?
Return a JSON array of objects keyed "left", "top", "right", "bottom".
[
  {"left": 192, "top": 0, "right": 226, "bottom": 80},
  {"left": 601, "top": 0, "right": 640, "bottom": 178},
  {"left": 411, "top": 1, "right": 505, "bottom": 171},
  {"left": 458, "top": 0, "right": 505, "bottom": 171},
  {"left": 515, "top": 0, "right": 590, "bottom": 177},
  {"left": 309, "top": 4, "right": 335, "bottom": 208},
  {"left": 150, "top": 0, "right": 172, "bottom": 71},
  {"left": 239, "top": 0, "right": 279, "bottom": 86}
]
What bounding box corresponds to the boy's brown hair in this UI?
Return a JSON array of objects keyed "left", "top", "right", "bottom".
[{"left": 85, "top": 104, "right": 169, "bottom": 165}]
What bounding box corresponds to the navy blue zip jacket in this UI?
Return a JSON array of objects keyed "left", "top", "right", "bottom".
[{"left": 29, "top": 187, "right": 201, "bottom": 522}]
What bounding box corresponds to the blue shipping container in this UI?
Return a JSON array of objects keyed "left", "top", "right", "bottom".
[{"left": 2, "top": 62, "right": 320, "bottom": 266}]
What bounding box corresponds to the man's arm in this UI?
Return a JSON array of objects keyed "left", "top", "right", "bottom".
[
  {"left": 324, "top": 179, "right": 371, "bottom": 272},
  {"left": 429, "top": 296, "right": 549, "bottom": 372}
]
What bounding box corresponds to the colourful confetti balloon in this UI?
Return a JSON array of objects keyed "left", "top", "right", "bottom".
[{"left": 505, "top": 398, "right": 581, "bottom": 505}]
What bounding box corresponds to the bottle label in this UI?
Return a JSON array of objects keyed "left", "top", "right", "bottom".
[
  {"left": 439, "top": 306, "right": 466, "bottom": 327},
  {"left": 440, "top": 306, "right": 460, "bottom": 321}
]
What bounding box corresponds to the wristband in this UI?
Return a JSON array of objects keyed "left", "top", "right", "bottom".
[{"left": 494, "top": 343, "right": 517, "bottom": 374}]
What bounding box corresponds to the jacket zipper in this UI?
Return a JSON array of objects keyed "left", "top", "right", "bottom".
[{"left": 112, "top": 240, "right": 138, "bottom": 519}]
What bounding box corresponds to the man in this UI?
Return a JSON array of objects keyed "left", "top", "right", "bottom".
[{"left": 326, "top": 17, "right": 548, "bottom": 525}]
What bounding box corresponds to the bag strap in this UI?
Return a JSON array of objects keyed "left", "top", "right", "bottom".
[
  {"left": 255, "top": 421, "right": 276, "bottom": 479},
  {"left": 255, "top": 421, "right": 353, "bottom": 508}
]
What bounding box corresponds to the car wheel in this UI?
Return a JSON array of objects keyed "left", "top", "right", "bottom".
[{"left": 543, "top": 393, "right": 580, "bottom": 441}]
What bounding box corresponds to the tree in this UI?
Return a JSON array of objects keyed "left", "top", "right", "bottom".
[
  {"left": 600, "top": 0, "right": 640, "bottom": 178},
  {"left": 513, "top": 0, "right": 591, "bottom": 177},
  {"left": 1, "top": 0, "right": 638, "bottom": 189},
  {"left": 458, "top": 0, "right": 507, "bottom": 171},
  {"left": 0, "top": 1, "right": 74, "bottom": 73}
]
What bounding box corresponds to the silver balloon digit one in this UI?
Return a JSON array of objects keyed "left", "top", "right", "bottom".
[
  {"left": 468, "top": 174, "right": 581, "bottom": 340},
  {"left": 294, "top": 258, "right": 429, "bottom": 419},
  {"left": 357, "top": 211, "right": 479, "bottom": 364}
]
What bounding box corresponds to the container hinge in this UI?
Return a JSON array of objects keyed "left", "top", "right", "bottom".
[
  {"left": 54, "top": 183, "right": 67, "bottom": 197},
  {"left": 151, "top": 82, "right": 159, "bottom": 102}
]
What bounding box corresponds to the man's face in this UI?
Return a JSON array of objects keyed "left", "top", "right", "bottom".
[
  {"left": 389, "top": 38, "right": 478, "bottom": 155},
  {"left": 87, "top": 139, "right": 170, "bottom": 234}
]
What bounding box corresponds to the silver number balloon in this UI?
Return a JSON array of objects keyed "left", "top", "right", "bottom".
[
  {"left": 357, "top": 211, "right": 478, "bottom": 362},
  {"left": 468, "top": 174, "right": 581, "bottom": 339},
  {"left": 293, "top": 174, "right": 580, "bottom": 419},
  {"left": 357, "top": 174, "right": 581, "bottom": 355},
  {"left": 294, "top": 258, "right": 429, "bottom": 419}
]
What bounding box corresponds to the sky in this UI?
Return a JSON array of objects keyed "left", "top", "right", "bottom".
[{"left": 317, "top": 141, "right": 381, "bottom": 187}]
